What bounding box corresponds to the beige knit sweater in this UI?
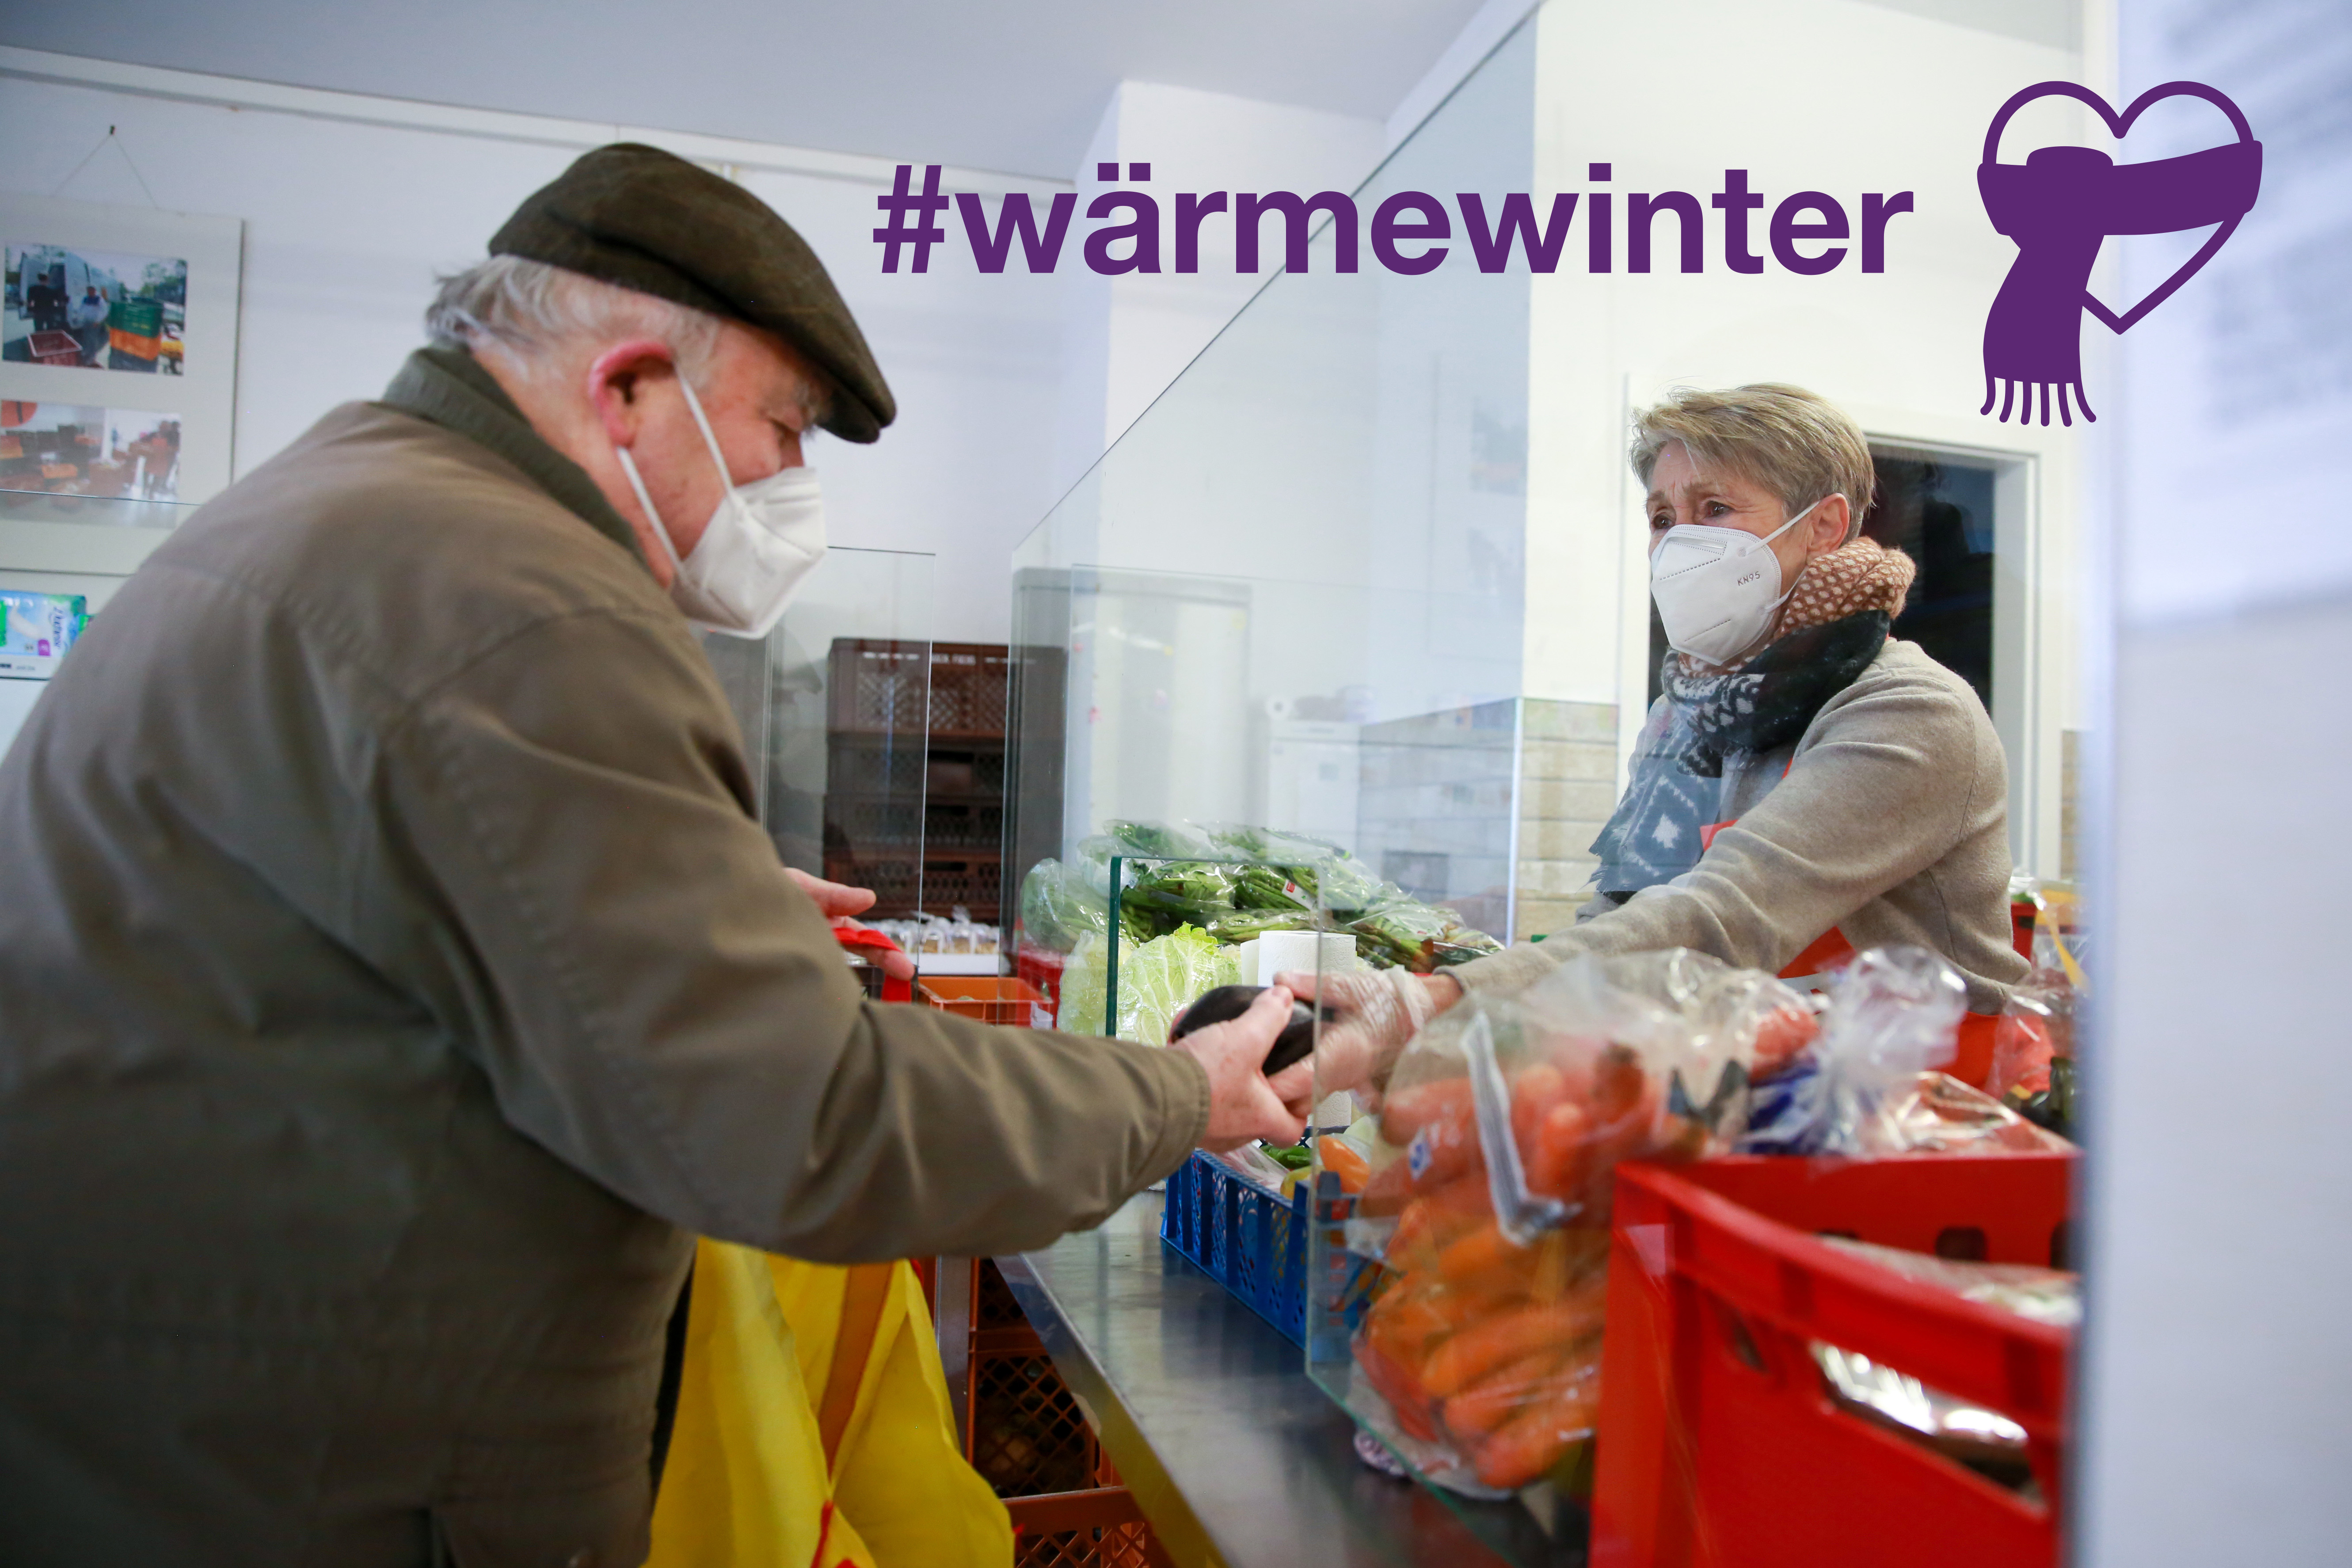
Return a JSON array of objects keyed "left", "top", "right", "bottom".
[{"left": 1458, "top": 639, "right": 2030, "bottom": 1014}]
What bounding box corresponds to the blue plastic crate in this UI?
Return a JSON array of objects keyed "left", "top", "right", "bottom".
[{"left": 1159, "top": 1149, "right": 1311, "bottom": 1346}]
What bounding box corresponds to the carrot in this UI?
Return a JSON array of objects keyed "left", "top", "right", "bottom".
[
  {"left": 1363, "top": 1286, "right": 1455, "bottom": 1374},
  {"left": 1435, "top": 1221, "right": 1521, "bottom": 1285},
  {"left": 1440, "top": 1347, "right": 1567, "bottom": 1441},
  {"left": 1381, "top": 1078, "right": 1473, "bottom": 1144},
  {"left": 1473, "top": 1382, "right": 1601, "bottom": 1489},
  {"left": 1589, "top": 1044, "right": 1648, "bottom": 1123},
  {"left": 1420, "top": 1285, "right": 1607, "bottom": 1397},
  {"left": 1751, "top": 1004, "right": 1819, "bottom": 1074},
  {"left": 1316, "top": 1136, "right": 1370, "bottom": 1194},
  {"left": 1412, "top": 1176, "right": 1498, "bottom": 1233},
  {"left": 1359, "top": 1153, "right": 1418, "bottom": 1217},
  {"left": 1406, "top": 1114, "right": 1484, "bottom": 1191},
  {"left": 1525, "top": 1100, "right": 1591, "bottom": 1202},
  {"left": 1511, "top": 1063, "right": 1570, "bottom": 1161}
]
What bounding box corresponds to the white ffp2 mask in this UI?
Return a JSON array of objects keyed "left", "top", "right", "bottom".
[
  {"left": 613, "top": 376, "right": 826, "bottom": 639},
  {"left": 1648, "top": 496, "right": 1834, "bottom": 667}
]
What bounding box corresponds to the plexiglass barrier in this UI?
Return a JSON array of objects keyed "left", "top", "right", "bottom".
[
  {"left": 702, "top": 544, "right": 935, "bottom": 917},
  {"left": 997, "top": 8, "right": 1564, "bottom": 1559}
]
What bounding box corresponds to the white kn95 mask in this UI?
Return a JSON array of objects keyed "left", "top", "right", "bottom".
[
  {"left": 1648, "top": 496, "right": 1834, "bottom": 668},
  {"left": 614, "top": 375, "right": 827, "bottom": 639}
]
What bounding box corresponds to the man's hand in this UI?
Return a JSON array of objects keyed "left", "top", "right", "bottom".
[
  {"left": 1275, "top": 969, "right": 1461, "bottom": 1100},
  {"left": 1167, "top": 986, "right": 1317, "bottom": 1152},
  {"left": 784, "top": 866, "right": 917, "bottom": 981}
]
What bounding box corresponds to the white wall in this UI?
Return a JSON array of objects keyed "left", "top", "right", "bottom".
[
  {"left": 0, "top": 49, "right": 1068, "bottom": 645},
  {"left": 1520, "top": 0, "right": 2089, "bottom": 877},
  {"left": 1050, "top": 80, "right": 1384, "bottom": 499}
]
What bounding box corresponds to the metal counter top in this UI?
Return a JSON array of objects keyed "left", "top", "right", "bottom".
[{"left": 995, "top": 1192, "right": 1579, "bottom": 1568}]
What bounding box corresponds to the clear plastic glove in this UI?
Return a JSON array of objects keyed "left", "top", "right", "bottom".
[
  {"left": 784, "top": 866, "right": 917, "bottom": 981},
  {"left": 1275, "top": 967, "right": 1460, "bottom": 1100},
  {"left": 1168, "top": 985, "right": 1317, "bottom": 1152}
]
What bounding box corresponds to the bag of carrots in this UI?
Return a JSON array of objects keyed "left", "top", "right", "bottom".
[{"left": 1336, "top": 950, "right": 1816, "bottom": 1495}]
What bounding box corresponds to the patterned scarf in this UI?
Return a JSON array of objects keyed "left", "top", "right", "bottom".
[{"left": 1592, "top": 538, "right": 1917, "bottom": 898}]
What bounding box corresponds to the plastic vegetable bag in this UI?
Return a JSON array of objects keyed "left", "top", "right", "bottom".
[
  {"left": 1343, "top": 950, "right": 1817, "bottom": 1494},
  {"left": 1739, "top": 946, "right": 2071, "bottom": 1156},
  {"left": 1349, "top": 899, "right": 1507, "bottom": 973},
  {"left": 1016, "top": 857, "right": 1111, "bottom": 954},
  {"left": 1991, "top": 882, "right": 2086, "bottom": 1137}
]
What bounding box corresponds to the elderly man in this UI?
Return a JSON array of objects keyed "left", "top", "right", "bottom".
[{"left": 0, "top": 145, "right": 1309, "bottom": 1565}]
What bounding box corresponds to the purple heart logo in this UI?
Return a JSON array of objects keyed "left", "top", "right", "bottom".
[{"left": 1977, "top": 79, "right": 2262, "bottom": 425}]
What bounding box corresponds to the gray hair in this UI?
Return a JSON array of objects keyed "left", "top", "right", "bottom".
[
  {"left": 424, "top": 255, "right": 729, "bottom": 389},
  {"left": 1631, "top": 384, "right": 1876, "bottom": 541}
]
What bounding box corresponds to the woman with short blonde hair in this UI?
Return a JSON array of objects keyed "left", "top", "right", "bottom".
[{"left": 1311, "top": 383, "right": 2029, "bottom": 1089}]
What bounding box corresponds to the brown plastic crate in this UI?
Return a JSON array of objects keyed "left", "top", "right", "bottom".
[
  {"left": 828, "top": 795, "right": 1003, "bottom": 851},
  {"left": 827, "top": 639, "right": 932, "bottom": 735},
  {"left": 954, "top": 1261, "right": 1170, "bottom": 1568},
  {"left": 828, "top": 735, "right": 930, "bottom": 797},
  {"left": 829, "top": 639, "right": 1011, "bottom": 738},
  {"left": 926, "top": 643, "right": 1012, "bottom": 736},
  {"left": 820, "top": 853, "right": 1002, "bottom": 925}
]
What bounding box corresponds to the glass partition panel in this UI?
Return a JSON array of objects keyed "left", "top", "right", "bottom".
[
  {"left": 1001, "top": 9, "right": 1560, "bottom": 1561},
  {"left": 702, "top": 544, "right": 935, "bottom": 924}
]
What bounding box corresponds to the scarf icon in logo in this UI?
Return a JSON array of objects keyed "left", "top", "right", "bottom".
[{"left": 1978, "top": 80, "right": 2262, "bottom": 426}]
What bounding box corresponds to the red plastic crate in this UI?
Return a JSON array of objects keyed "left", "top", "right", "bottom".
[
  {"left": 1593, "top": 1153, "right": 2074, "bottom": 1568},
  {"left": 27, "top": 330, "right": 82, "bottom": 366},
  {"left": 1015, "top": 948, "right": 1066, "bottom": 1019}
]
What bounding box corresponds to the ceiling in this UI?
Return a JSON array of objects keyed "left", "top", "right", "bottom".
[{"left": 0, "top": 0, "right": 1500, "bottom": 179}]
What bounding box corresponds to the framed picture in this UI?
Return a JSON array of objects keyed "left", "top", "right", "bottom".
[{"left": 0, "top": 194, "right": 241, "bottom": 577}]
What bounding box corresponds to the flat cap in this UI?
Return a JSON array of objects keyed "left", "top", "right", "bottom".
[{"left": 491, "top": 143, "right": 894, "bottom": 442}]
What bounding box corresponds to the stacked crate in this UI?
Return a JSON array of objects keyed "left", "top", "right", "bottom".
[
  {"left": 948, "top": 1259, "right": 1167, "bottom": 1568},
  {"left": 823, "top": 639, "right": 1009, "bottom": 925}
]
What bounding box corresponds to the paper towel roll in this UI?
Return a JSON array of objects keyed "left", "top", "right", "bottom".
[{"left": 1256, "top": 930, "right": 1319, "bottom": 982}]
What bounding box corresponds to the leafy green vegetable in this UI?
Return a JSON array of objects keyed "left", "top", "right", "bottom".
[
  {"left": 1054, "top": 924, "right": 1240, "bottom": 1044},
  {"left": 1098, "top": 819, "right": 1216, "bottom": 860},
  {"left": 1349, "top": 900, "right": 1505, "bottom": 972},
  {"left": 1018, "top": 858, "right": 1110, "bottom": 953},
  {"left": 1126, "top": 861, "right": 1239, "bottom": 925},
  {"left": 1231, "top": 863, "right": 1314, "bottom": 913},
  {"left": 1205, "top": 906, "right": 1324, "bottom": 944}
]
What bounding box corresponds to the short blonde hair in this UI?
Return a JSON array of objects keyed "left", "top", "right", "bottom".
[{"left": 1630, "top": 384, "right": 1875, "bottom": 540}]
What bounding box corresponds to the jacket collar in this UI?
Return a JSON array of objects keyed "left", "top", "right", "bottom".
[{"left": 377, "top": 344, "right": 647, "bottom": 566}]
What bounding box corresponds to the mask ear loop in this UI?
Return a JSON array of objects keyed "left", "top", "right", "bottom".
[
  {"left": 674, "top": 373, "right": 742, "bottom": 494},
  {"left": 613, "top": 444, "right": 689, "bottom": 577},
  {"left": 1746, "top": 495, "right": 1839, "bottom": 623}
]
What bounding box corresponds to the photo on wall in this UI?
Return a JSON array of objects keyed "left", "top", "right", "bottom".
[
  {"left": 0, "top": 400, "right": 183, "bottom": 503},
  {"left": 0, "top": 194, "right": 238, "bottom": 570},
  {"left": 4, "top": 242, "right": 188, "bottom": 376}
]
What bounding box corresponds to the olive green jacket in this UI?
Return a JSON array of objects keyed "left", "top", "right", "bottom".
[{"left": 0, "top": 346, "right": 1203, "bottom": 1564}]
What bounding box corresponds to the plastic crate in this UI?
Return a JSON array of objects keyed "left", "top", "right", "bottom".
[
  {"left": 925, "top": 643, "right": 1011, "bottom": 735},
  {"left": 27, "top": 330, "right": 81, "bottom": 366},
  {"left": 920, "top": 855, "right": 1002, "bottom": 916},
  {"left": 1015, "top": 948, "right": 1067, "bottom": 1019},
  {"left": 1592, "top": 1153, "right": 2075, "bottom": 1568},
  {"left": 828, "top": 736, "right": 929, "bottom": 797},
  {"left": 919, "top": 974, "right": 1045, "bottom": 1027},
  {"left": 1159, "top": 1150, "right": 1310, "bottom": 1346},
  {"left": 829, "top": 639, "right": 1010, "bottom": 737},
  {"left": 827, "top": 639, "right": 932, "bottom": 734},
  {"left": 820, "top": 793, "right": 998, "bottom": 851}
]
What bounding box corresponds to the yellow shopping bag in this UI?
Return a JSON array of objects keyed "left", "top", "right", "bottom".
[{"left": 646, "top": 1240, "right": 1012, "bottom": 1568}]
